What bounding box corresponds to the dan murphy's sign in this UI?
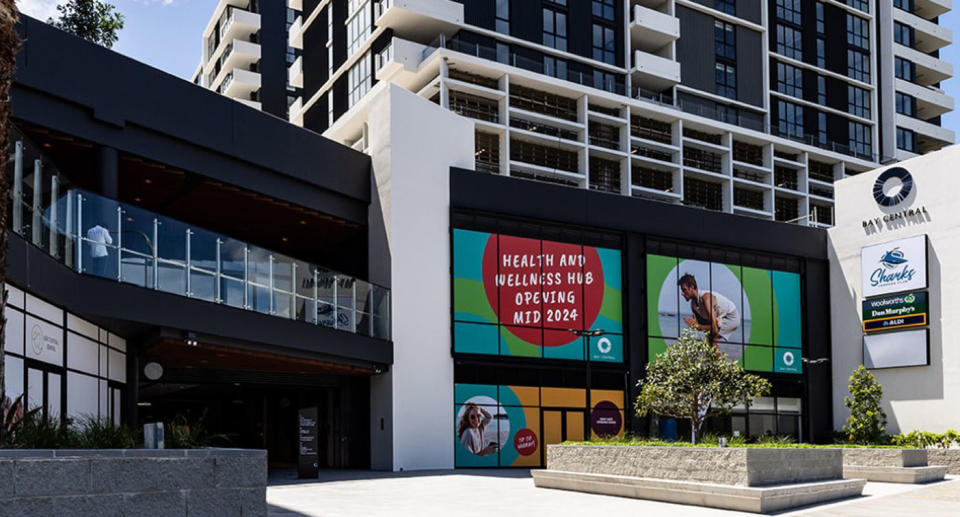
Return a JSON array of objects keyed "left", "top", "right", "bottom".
[
  {"left": 862, "top": 291, "right": 927, "bottom": 332},
  {"left": 861, "top": 235, "right": 927, "bottom": 298}
]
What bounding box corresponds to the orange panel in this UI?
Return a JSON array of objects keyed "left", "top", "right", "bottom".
[
  {"left": 566, "top": 411, "right": 585, "bottom": 442},
  {"left": 541, "top": 387, "right": 586, "bottom": 408},
  {"left": 543, "top": 410, "right": 563, "bottom": 446},
  {"left": 510, "top": 408, "right": 542, "bottom": 467},
  {"left": 590, "top": 389, "right": 624, "bottom": 409},
  {"left": 504, "top": 385, "right": 540, "bottom": 406}
]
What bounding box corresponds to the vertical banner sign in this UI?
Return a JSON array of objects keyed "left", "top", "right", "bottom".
[
  {"left": 297, "top": 407, "right": 319, "bottom": 479},
  {"left": 860, "top": 235, "right": 927, "bottom": 297}
]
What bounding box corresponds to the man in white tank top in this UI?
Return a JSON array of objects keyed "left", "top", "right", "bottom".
[{"left": 678, "top": 273, "right": 740, "bottom": 348}]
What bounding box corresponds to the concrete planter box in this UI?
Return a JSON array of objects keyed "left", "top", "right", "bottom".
[
  {"left": 545, "top": 444, "right": 843, "bottom": 486},
  {"left": 534, "top": 445, "right": 865, "bottom": 513},
  {"left": 926, "top": 449, "right": 960, "bottom": 475},
  {"left": 841, "top": 448, "right": 947, "bottom": 483},
  {"left": 0, "top": 448, "right": 267, "bottom": 516}
]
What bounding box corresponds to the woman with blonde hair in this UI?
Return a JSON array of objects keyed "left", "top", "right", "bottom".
[{"left": 458, "top": 402, "right": 499, "bottom": 456}]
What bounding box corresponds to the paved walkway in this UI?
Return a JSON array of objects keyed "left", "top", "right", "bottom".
[{"left": 266, "top": 470, "right": 960, "bottom": 517}]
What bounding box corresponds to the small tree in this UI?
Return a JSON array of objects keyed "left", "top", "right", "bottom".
[
  {"left": 635, "top": 329, "right": 771, "bottom": 444},
  {"left": 48, "top": 0, "right": 124, "bottom": 49},
  {"left": 843, "top": 365, "right": 887, "bottom": 444}
]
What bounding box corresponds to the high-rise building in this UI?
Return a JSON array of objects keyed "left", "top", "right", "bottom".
[
  {"left": 193, "top": 0, "right": 302, "bottom": 118},
  {"left": 198, "top": 0, "right": 953, "bottom": 227}
]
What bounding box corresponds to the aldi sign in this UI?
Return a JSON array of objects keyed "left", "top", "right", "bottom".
[{"left": 861, "top": 235, "right": 927, "bottom": 297}]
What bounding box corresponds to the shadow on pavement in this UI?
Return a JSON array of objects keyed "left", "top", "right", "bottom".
[
  {"left": 268, "top": 504, "right": 314, "bottom": 517},
  {"left": 268, "top": 468, "right": 533, "bottom": 486}
]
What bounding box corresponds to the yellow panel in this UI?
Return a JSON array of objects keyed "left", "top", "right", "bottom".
[
  {"left": 541, "top": 387, "right": 586, "bottom": 408},
  {"left": 510, "top": 408, "right": 542, "bottom": 467},
  {"left": 591, "top": 389, "right": 624, "bottom": 409},
  {"left": 543, "top": 410, "right": 563, "bottom": 446},
  {"left": 566, "top": 411, "right": 585, "bottom": 442},
  {"left": 504, "top": 385, "right": 540, "bottom": 406}
]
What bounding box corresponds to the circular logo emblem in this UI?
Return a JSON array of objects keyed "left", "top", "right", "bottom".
[
  {"left": 513, "top": 428, "right": 538, "bottom": 456},
  {"left": 597, "top": 337, "right": 612, "bottom": 354},
  {"left": 873, "top": 167, "right": 913, "bottom": 207},
  {"left": 30, "top": 324, "right": 43, "bottom": 356},
  {"left": 782, "top": 351, "right": 795, "bottom": 367},
  {"left": 904, "top": 294, "right": 916, "bottom": 303},
  {"left": 590, "top": 401, "right": 623, "bottom": 438}
]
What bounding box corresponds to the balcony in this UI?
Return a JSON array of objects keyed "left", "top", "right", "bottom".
[
  {"left": 896, "top": 113, "right": 955, "bottom": 150},
  {"left": 631, "top": 49, "right": 680, "bottom": 91},
  {"left": 374, "top": 0, "right": 463, "bottom": 42},
  {"left": 913, "top": 0, "right": 951, "bottom": 18},
  {"left": 288, "top": 54, "right": 303, "bottom": 89},
  {"left": 630, "top": 3, "right": 679, "bottom": 54},
  {"left": 219, "top": 39, "right": 260, "bottom": 74},
  {"left": 893, "top": 8, "right": 952, "bottom": 53},
  {"left": 8, "top": 182, "right": 390, "bottom": 340},
  {"left": 219, "top": 68, "right": 261, "bottom": 99},
  {"left": 288, "top": 14, "right": 303, "bottom": 50},
  {"left": 219, "top": 5, "right": 260, "bottom": 46},
  {"left": 895, "top": 43, "right": 953, "bottom": 86},
  {"left": 288, "top": 0, "right": 302, "bottom": 10},
  {"left": 896, "top": 78, "right": 954, "bottom": 119}
]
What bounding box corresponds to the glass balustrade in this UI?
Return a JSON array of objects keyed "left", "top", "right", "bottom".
[{"left": 5, "top": 126, "right": 391, "bottom": 341}]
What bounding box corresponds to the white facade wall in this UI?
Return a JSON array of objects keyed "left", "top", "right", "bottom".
[
  {"left": 366, "top": 83, "right": 474, "bottom": 470},
  {"left": 828, "top": 146, "right": 960, "bottom": 434},
  {"left": 2, "top": 284, "right": 126, "bottom": 424}
]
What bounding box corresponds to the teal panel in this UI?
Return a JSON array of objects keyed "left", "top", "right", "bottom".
[
  {"left": 774, "top": 347, "right": 803, "bottom": 374},
  {"left": 452, "top": 229, "right": 491, "bottom": 282},
  {"left": 772, "top": 271, "right": 802, "bottom": 348},
  {"left": 454, "top": 322, "right": 499, "bottom": 355},
  {"left": 590, "top": 333, "right": 623, "bottom": 363},
  {"left": 454, "top": 383, "right": 498, "bottom": 404}
]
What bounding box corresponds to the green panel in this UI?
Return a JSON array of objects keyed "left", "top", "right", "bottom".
[
  {"left": 500, "top": 326, "right": 542, "bottom": 357},
  {"left": 744, "top": 345, "right": 773, "bottom": 372},
  {"left": 772, "top": 271, "right": 802, "bottom": 348},
  {"left": 742, "top": 267, "right": 773, "bottom": 346},
  {"left": 647, "top": 337, "right": 671, "bottom": 363},
  {"left": 453, "top": 279, "right": 497, "bottom": 324},
  {"left": 646, "top": 255, "right": 678, "bottom": 338},
  {"left": 454, "top": 322, "right": 499, "bottom": 355}
]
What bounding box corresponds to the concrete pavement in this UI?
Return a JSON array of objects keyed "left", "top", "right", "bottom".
[{"left": 267, "top": 470, "right": 960, "bottom": 517}]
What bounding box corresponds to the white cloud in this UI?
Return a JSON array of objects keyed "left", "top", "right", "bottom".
[{"left": 15, "top": 0, "right": 62, "bottom": 21}]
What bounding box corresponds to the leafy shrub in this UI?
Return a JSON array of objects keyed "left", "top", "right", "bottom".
[
  {"left": 165, "top": 411, "right": 224, "bottom": 449},
  {"left": 842, "top": 366, "right": 887, "bottom": 444},
  {"left": 891, "top": 430, "right": 960, "bottom": 449},
  {"left": 73, "top": 416, "right": 140, "bottom": 449},
  {"left": 14, "top": 411, "right": 78, "bottom": 449}
]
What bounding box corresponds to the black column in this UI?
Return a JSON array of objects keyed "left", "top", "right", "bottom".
[
  {"left": 96, "top": 146, "right": 119, "bottom": 199},
  {"left": 259, "top": 1, "right": 289, "bottom": 118}
]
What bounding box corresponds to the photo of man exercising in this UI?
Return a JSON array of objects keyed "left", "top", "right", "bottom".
[{"left": 678, "top": 273, "right": 740, "bottom": 349}]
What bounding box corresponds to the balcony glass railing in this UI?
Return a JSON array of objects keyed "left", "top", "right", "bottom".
[{"left": 6, "top": 125, "right": 390, "bottom": 341}]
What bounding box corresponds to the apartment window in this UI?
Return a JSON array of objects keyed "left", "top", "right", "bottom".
[
  {"left": 818, "top": 112, "right": 827, "bottom": 145},
  {"left": 895, "top": 57, "right": 915, "bottom": 82},
  {"left": 496, "top": 0, "right": 509, "bottom": 34},
  {"left": 845, "top": 0, "right": 869, "bottom": 13},
  {"left": 593, "top": 24, "right": 616, "bottom": 64},
  {"left": 683, "top": 177, "right": 723, "bottom": 211},
  {"left": 475, "top": 132, "right": 500, "bottom": 174},
  {"left": 327, "top": 5, "right": 335, "bottom": 78},
  {"left": 815, "top": 2, "right": 824, "bottom": 34},
  {"left": 714, "top": 0, "right": 735, "bottom": 15},
  {"left": 347, "top": 54, "right": 371, "bottom": 107},
  {"left": 776, "top": 62, "right": 802, "bottom": 98},
  {"left": 715, "top": 21, "right": 735, "bottom": 60},
  {"left": 847, "top": 85, "right": 870, "bottom": 118},
  {"left": 593, "top": 70, "right": 619, "bottom": 93},
  {"left": 776, "top": 25, "right": 802, "bottom": 60},
  {"left": 894, "top": 22, "right": 915, "bottom": 47},
  {"left": 347, "top": 0, "right": 365, "bottom": 14},
  {"left": 778, "top": 100, "right": 804, "bottom": 139},
  {"left": 897, "top": 127, "right": 918, "bottom": 152},
  {"left": 894, "top": 0, "right": 914, "bottom": 12},
  {"left": 592, "top": 0, "right": 615, "bottom": 21},
  {"left": 716, "top": 63, "right": 736, "bottom": 99},
  {"left": 847, "top": 49, "right": 870, "bottom": 82},
  {"left": 542, "top": 8, "right": 567, "bottom": 51},
  {"left": 776, "top": 0, "right": 801, "bottom": 25},
  {"left": 497, "top": 42, "right": 509, "bottom": 64},
  {"left": 896, "top": 92, "right": 917, "bottom": 117},
  {"left": 817, "top": 75, "right": 826, "bottom": 104},
  {"left": 346, "top": 3, "right": 371, "bottom": 56},
  {"left": 849, "top": 121, "right": 872, "bottom": 157},
  {"left": 846, "top": 14, "right": 869, "bottom": 50},
  {"left": 543, "top": 56, "right": 567, "bottom": 79},
  {"left": 589, "top": 157, "right": 621, "bottom": 194},
  {"left": 775, "top": 197, "right": 799, "bottom": 222}
]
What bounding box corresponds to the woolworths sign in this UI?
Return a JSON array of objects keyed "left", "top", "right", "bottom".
[{"left": 862, "top": 291, "right": 927, "bottom": 332}]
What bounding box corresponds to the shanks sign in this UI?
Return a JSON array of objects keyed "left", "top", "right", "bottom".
[{"left": 861, "top": 235, "right": 927, "bottom": 298}]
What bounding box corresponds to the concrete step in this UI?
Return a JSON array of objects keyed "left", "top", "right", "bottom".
[{"left": 843, "top": 465, "right": 948, "bottom": 484}]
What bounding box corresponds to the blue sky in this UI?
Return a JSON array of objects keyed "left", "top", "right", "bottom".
[{"left": 14, "top": 1, "right": 960, "bottom": 139}]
